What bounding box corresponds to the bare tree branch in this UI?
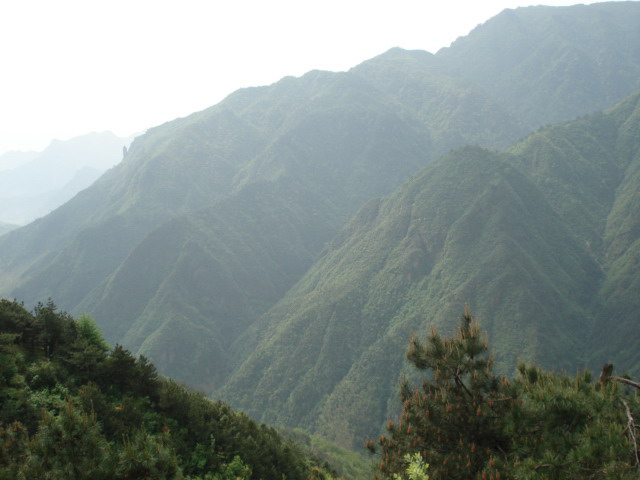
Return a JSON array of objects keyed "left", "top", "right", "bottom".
[
  {"left": 612, "top": 376, "right": 640, "bottom": 390},
  {"left": 621, "top": 399, "right": 640, "bottom": 470}
]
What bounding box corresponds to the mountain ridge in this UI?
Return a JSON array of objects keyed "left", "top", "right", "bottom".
[
  {"left": 0, "top": 2, "right": 639, "bottom": 450},
  {"left": 220, "top": 89, "right": 640, "bottom": 448}
]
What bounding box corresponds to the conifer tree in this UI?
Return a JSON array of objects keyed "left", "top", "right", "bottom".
[
  {"left": 115, "top": 428, "right": 183, "bottom": 479},
  {"left": 0, "top": 422, "right": 28, "bottom": 480},
  {"left": 20, "top": 402, "right": 112, "bottom": 479},
  {"left": 373, "top": 307, "right": 516, "bottom": 479},
  {"left": 507, "top": 363, "right": 640, "bottom": 479},
  {"left": 371, "top": 307, "right": 640, "bottom": 479},
  {"left": 0, "top": 298, "right": 323, "bottom": 480}
]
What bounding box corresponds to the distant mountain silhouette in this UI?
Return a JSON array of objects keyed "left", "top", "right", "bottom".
[{"left": 0, "top": 132, "right": 131, "bottom": 225}]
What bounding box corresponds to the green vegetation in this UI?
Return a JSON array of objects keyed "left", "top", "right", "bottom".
[
  {"left": 0, "top": 1, "right": 639, "bottom": 461},
  {"left": 350, "top": 48, "right": 528, "bottom": 154},
  {"left": 371, "top": 308, "right": 640, "bottom": 479},
  {"left": 0, "top": 299, "right": 328, "bottom": 479},
  {"left": 7, "top": 298, "right": 638, "bottom": 479},
  {"left": 281, "top": 428, "right": 374, "bottom": 480},
  {"left": 436, "top": 2, "right": 640, "bottom": 129},
  {"left": 221, "top": 89, "right": 640, "bottom": 449},
  {"left": 220, "top": 144, "right": 600, "bottom": 447},
  {"left": 6, "top": 3, "right": 639, "bottom": 399},
  {"left": 390, "top": 454, "right": 429, "bottom": 480}
]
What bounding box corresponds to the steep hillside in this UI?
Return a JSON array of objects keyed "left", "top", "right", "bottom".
[
  {"left": 0, "top": 1, "right": 638, "bottom": 429},
  {"left": 0, "top": 108, "right": 268, "bottom": 303},
  {"left": 84, "top": 181, "right": 338, "bottom": 390},
  {"left": 350, "top": 48, "right": 528, "bottom": 154},
  {"left": 221, "top": 91, "right": 640, "bottom": 449},
  {"left": 0, "top": 299, "right": 323, "bottom": 479},
  {"left": 595, "top": 93, "right": 640, "bottom": 372},
  {"left": 221, "top": 146, "right": 599, "bottom": 447},
  {"left": 436, "top": 1, "right": 640, "bottom": 129},
  {"left": 0, "top": 50, "right": 524, "bottom": 386},
  {"left": 510, "top": 91, "right": 640, "bottom": 373}
]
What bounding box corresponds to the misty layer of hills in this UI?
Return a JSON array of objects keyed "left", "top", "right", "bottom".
[
  {"left": 0, "top": 131, "right": 130, "bottom": 226},
  {"left": 0, "top": 2, "right": 639, "bottom": 450}
]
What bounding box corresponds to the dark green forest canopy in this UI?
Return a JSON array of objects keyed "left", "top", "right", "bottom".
[{"left": 0, "top": 299, "right": 328, "bottom": 480}]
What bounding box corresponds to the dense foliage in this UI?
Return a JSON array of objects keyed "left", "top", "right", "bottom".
[
  {"left": 0, "top": 299, "right": 323, "bottom": 479},
  {"left": 220, "top": 143, "right": 600, "bottom": 447},
  {"left": 222, "top": 89, "right": 640, "bottom": 449},
  {"left": 3, "top": 3, "right": 639, "bottom": 403},
  {"left": 0, "top": 2, "right": 638, "bottom": 457},
  {"left": 371, "top": 308, "right": 640, "bottom": 479}
]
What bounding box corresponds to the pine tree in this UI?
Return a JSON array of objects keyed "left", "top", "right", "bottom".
[
  {"left": 506, "top": 363, "right": 640, "bottom": 479},
  {"left": 0, "top": 422, "right": 28, "bottom": 480},
  {"left": 20, "top": 402, "right": 113, "bottom": 479},
  {"left": 373, "top": 307, "right": 516, "bottom": 480},
  {"left": 115, "top": 428, "right": 183, "bottom": 479},
  {"left": 371, "top": 307, "right": 640, "bottom": 479}
]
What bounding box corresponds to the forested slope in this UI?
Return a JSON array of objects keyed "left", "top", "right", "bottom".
[
  {"left": 221, "top": 90, "right": 640, "bottom": 448},
  {"left": 0, "top": 46, "right": 525, "bottom": 389},
  {"left": 436, "top": 1, "right": 640, "bottom": 128},
  {"left": 0, "top": 299, "right": 323, "bottom": 479},
  {"left": 0, "top": 2, "right": 638, "bottom": 435}
]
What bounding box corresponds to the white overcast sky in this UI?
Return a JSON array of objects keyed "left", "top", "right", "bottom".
[{"left": 0, "top": 0, "right": 616, "bottom": 156}]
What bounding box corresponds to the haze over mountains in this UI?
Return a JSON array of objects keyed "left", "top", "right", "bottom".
[
  {"left": 0, "top": 131, "right": 130, "bottom": 226},
  {"left": 222, "top": 91, "right": 640, "bottom": 447},
  {"left": 1, "top": 1, "right": 639, "bottom": 451}
]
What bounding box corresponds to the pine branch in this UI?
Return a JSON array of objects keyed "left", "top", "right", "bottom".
[{"left": 454, "top": 370, "right": 473, "bottom": 400}]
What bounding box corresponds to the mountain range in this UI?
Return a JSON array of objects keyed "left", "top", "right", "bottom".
[
  {"left": 222, "top": 90, "right": 640, "bottom": 447},
  {"left": 0, "top": 1, "right": 639, "bottom": 451},
  {"left": 0, "top": 132, "right": 130, "bottom": 225}
]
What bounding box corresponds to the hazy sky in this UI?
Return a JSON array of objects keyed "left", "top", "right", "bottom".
[{"left": 0, "top": 0, "right": 613, "bottom": 156}]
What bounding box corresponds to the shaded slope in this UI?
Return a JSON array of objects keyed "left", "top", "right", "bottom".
[
  {"left": 596, "top": 93, "right": 640, "bottom": 372},
  {"left": 229, "top": 70, "right": 436, "bottom": 218},
  {"left": 85, "top": 181, "right": 338, "bottom": 390},
  {"left": 99, "top": 66, "right": 537, "bottom": 388},
  {"left": 0, "top": 108, "right": 267, "bottom": 303},
  {"left": 508, "top": 95, "right": 637, "bottom": 264},
  {"left": 221, "top": 90, "right": 640, "bottom": 448},
  {"left": 0, "top": 1, "right": 638, "bottom": 420},
  {"left": 509, "top": 91, "right": 640, "bottom": 373},
  {"left": 221, "top": 146, "right": 599, "bottom": 448},
  {"left": 70, "top": 69, "right": 438, "bottom": 380},
  {"left": 0, "top": 51, "right": 524, "bottom": 389}
]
